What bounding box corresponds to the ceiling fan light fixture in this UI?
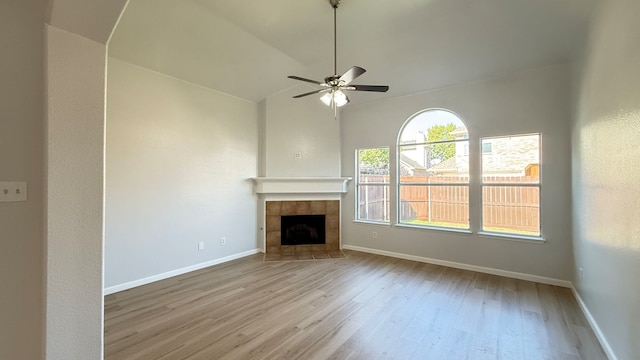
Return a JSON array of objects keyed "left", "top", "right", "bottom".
[
  {"left": 320, "top": 92, "right": 333, "bottom": 106},
  {"left": 333, "top": 89, "right": 349, "bottom": 107},
  {"left": 320, "top": 89, "right": 350, "bottom": 107}
]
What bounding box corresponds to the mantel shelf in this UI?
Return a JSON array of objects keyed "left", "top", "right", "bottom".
[{"left": 250, "top": 177, "right": 352, "bottom": 194}]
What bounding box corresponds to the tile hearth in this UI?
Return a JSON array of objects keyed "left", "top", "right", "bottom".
[{"left": 264, "top": 250, "right": 347, "bottom": 262}]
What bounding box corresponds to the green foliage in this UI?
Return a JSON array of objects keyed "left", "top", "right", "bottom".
[
  {"left": 358, "top": 148, "right": 389, "bottom": 167},
  {"left": 427, "top": 123, "right": 457, "bottom": 161}
]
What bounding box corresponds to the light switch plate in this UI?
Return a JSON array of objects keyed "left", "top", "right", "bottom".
[{"left": 0, "top": 182, "right": 27, "bottom": 202}]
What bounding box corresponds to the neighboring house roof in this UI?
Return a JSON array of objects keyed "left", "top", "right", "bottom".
[
  {"left": 399, "top": 154, "right": 426, "bottom": 171},
  {"left": 428, "top": 157, "right": 458, "bottom": 174},
  {"left": 399, "top": 154, "right": 428, "bottom": 176},
  {"left": 449, "top": 127, "right": 468, "bottom": 138}
]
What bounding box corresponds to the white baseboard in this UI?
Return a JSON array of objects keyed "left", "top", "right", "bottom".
[
  {"left": 104, "top": 249, "right": 261, "bottom": 295},
  {"left": 342, "top": 245, "right": 572, "bottom": 288},
  {"left": 570, "top": 286, "right": 618, "bottom": 360}
]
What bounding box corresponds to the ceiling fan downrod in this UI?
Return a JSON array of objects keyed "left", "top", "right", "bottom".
[{"left": 330, "top": 0, "right": 340, "bottom": 76}]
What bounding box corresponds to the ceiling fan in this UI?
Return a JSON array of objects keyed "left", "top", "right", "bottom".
[{"left": 287, "top": 0, "right": 389, "bottom": 109}]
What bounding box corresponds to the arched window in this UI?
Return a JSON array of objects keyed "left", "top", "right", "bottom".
[{"left": 397, "top": 109, "right": 469, "bottom": 230}]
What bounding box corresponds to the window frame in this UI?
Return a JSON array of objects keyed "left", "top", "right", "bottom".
[
  {"left": 396, "top": 109, "right": 470, "bottom": 231},
  {"left": 479, "top": 133, "right": 542, "bottom": 240}
]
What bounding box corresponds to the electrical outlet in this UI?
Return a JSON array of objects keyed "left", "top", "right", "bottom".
[
  {"left": 220, "top": 237, "right": 226, "bottom": 246},
  {"left": 198, "top": 241, "right": 205, "bottom": 251},
  {"left": 0, "top": 182, "right": 27, "bottom": 202},
  {"left": 294, "top": 152, "right": 302, "bottom": 159},
  {"left": 372, "top": 231, "right": 378, "bottom": 239}
]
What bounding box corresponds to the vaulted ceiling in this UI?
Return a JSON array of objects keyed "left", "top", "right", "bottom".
[{"left": 109, "top": 0, "right": 597, "bottom": 103}]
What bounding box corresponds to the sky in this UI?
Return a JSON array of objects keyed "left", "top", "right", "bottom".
[{"left": 399, "top": 109, "right": 467, "bottom": 142}]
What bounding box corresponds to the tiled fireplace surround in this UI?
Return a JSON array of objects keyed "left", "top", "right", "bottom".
[{"left": 265, "top": 200, "right": 341, "bottom": 260}]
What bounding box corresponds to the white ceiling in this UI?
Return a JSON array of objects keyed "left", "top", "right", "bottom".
[
  {"left": 48, "top": 0, "right": 129, "bottom": 44},
  {"left": 109, "top": 0, "right": 597, "bottom": 103}
]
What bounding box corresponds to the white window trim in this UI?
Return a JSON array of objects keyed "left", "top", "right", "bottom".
[{"left": 480, "top": 133, "right": 542, "bottom": 238}]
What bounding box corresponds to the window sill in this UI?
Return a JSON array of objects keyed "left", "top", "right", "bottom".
[
  {"left": 477, "top": 231, "right": 546, "bottom": 244},
  {"left": 353, "top": 220, "right": 391, "bottom": 227},
  {"left": 394, "top": 223, "right": 472, "bottom": 234},
  {"left": 352, "top": 221, "right": 546, "bottom": 243}
]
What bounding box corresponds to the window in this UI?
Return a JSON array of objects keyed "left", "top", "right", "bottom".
[
  {"left": 481, "top": 134, "right": 541, "bottom": 237},
  {"left": 356, "top": 147, "right": 390, "bottom": 223},
  {"left": 397, "top": 109, "right": 469, "bottom": 230}
]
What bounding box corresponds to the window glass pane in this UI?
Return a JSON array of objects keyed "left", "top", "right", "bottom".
[
  {"left": 482, "top": 186, "right": 540, "bottom": 236},
  {"left": 358, "top": 185, "right": 390, "bottom": 222},
  {"left": 399, "top": 185, "right": 469, "bottom": 229},
  {"left": 399, "top": 144, "right": 469, "bottom": 183},
  {"left": 482, "top": 134, "right": 540, "bottom": 184},
  {"left": 399, "top": 110, "right": 467, "bottom": 144},
  {"left": 357, "top": 147, "right": 390, "bottom": 222},
  {"left": 358, "top": 148, "right": 389, "bottom": 184}
]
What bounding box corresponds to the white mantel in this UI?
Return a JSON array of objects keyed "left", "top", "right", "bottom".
[{"left": 251, "top": 177, "right": 352, "bottom": 195}]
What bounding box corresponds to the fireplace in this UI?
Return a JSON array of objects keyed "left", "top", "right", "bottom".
[
  {"left": 265, "top": 200, "right": 340, "bottom": 258},
  {"left": 281, "top": 215, "right": 326, "bottom": 245},
  {"left": 251, "top": 177, "right": 351, "bottom": 260}
]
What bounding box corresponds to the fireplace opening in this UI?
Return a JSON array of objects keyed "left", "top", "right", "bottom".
[{"left": 281, "top": 215, "right": 326, "bottom": 245}]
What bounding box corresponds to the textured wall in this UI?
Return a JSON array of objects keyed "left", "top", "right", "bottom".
[
  {"left": 341, "top": 64, "right": 574, "bottom": 281},
  {"left": 105, "top": 58, "right": 259, "bottom": 288},
  {"left": 46, "top": 25, "right": 107, "bottom": 360},
  {"left": 263, "top": 86, "right": 341, "bottom": 177},
  {"left": 0, "top": 0, "right": 45, "bottom": 359},
  {"left": 572, "top": 0, "right": 640, "bottom": 358}
]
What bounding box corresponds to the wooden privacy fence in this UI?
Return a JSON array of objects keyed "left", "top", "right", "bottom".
[
  {"left": 400, "top": 178, "right": 469, "bottom": 226},
  {"left": 480, "top": 176, "right": 539, "bottom": 232},
  {"left": 359, "top": 175, "right": 540, "bottom": 232},
  {"left": 358, "top": 175, "right": 390, "bottom": 221}
]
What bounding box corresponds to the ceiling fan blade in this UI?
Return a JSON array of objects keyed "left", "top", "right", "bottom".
[
  {"left": 287, "top": 75, "right": 323, "bottom": 85},
  {"left": 349, "top": 85, "right": 390, "bottom": 92},
  {"left": 292, "top": 89, "right": 328, "bottom": 98},
  {"left": 339, "top": 66, "right": 366, "bottom": 85}
]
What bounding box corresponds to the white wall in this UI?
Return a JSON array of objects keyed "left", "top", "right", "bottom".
[
  {"left": 572, "top": 0, "right": 640, "bottom": 358},
  {"left": 46, "top": 25, "right": 107, "bottom": 360},
  {"left": 263, "top": 86, "right": 341, "bottom": 177},
  {"left": 341, "top": 64, "right": 574, "bottom": 281},
  {"left": 105, "top": 58, "right": 259, "bottom": 289},
  {"left": 0, "top": 0, "right": 45, "bottom": 359}
]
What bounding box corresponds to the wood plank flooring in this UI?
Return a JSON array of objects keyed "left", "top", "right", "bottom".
[{"left": 104, "top": 250, "right": 607, "bottom": 360}]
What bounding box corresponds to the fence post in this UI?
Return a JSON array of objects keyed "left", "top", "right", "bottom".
[
  {"left": 383, "top": 184, "right": 388, "bottom": 221},
  {"left": 364, "top": 176, "right": 369, "bottom": 220},
  {"left": 428, "top": 177, "right": 432, "bottom": 223}
]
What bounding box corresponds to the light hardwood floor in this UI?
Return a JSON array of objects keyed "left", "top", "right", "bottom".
[{"left": 104, "top": 250, "right": 607, "bottom": 360}]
